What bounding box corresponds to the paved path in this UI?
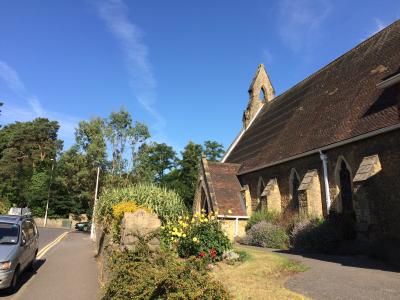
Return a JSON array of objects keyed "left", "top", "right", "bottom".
[
  {"left": 0, "top": 229, "right": 100, "bottom": 300},
  {"left": 270, "top": 249, "right": 400, "bottom": 300}
]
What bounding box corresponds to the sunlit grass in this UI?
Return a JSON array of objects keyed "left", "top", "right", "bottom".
[{"left": 212, "top": 245, "right": 309, "bottom": 300}]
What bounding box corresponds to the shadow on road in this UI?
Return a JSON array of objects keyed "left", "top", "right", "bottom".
[
  {"left": 0, "top": 259, "right": 46, "bottom": 297},
  {"left": 273, "top": 249, "right": 400, "bottom": 273}
]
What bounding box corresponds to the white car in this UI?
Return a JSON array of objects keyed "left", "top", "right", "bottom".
[{"left": 0, "top": 214, "right": 39, "bottom": 292}]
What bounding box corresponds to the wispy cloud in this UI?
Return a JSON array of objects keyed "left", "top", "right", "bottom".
[
  {"left": 278, "top": 0, "right": 331, "bottom": 52},
  {"left": 0, "top": 60, "right": 79, "bottom": 148},
  {"left": 95, "top": 0, "right": 167, "bottom": 142},
  {"left": 361, "top": 18, "right": 386, "bottom": 41}
]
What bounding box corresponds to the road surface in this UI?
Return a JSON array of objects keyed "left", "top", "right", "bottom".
[
  {"left": 248, "top": 246, "right": 400, "bottom": 300},
  {"left": 0, "top": 228, "right": 100, "bottom": 300}
]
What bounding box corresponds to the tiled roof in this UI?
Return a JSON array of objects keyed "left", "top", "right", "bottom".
[
  {"left": 207, "top": 162, "right": 246, "bottom": 216},
  {"left": 226, "top": 20, "right": 400, "bottom": 173}
]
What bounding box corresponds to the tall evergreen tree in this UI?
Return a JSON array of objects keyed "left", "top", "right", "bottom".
[
  {"left": 204, "top": 140, "right": 225, "bottom": 162},
  {"left": 0, "top": 118, "right": 62, "bottom": 206}
]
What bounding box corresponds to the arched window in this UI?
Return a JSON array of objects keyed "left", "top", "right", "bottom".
[
  {"left": 259, "top": 87, "right": 266, "bottom": 101},
  {"left": 289, "top": 169, "right": 300, "bottom": 210},
  {"left": 339, "top": 160, "right": 353, "bottom": 214},
  {"left": 257, "top": 177, "right": 266, "bottom": 209},
  {"left": 334, "top": 156, "right": 355, "bottom": 214}
]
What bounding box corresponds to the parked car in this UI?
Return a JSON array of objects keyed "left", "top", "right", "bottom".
[
  {"left": 0, "top": 214, "right": 39, "bottom": 291},
  {"left": 75, "top": 221, "right": 91, "bottom": 232}
]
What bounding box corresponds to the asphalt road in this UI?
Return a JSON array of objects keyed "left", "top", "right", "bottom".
[
  {"left": 0, "top": 228, "right": 100, "bottom": 300},
  {"left": 271, "top": 248, "right": 400, "bottom": 300},
  {"left": 37, "top": 227, "right": 69, "bottom": 251}
]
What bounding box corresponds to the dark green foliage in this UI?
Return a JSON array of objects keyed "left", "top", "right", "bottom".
[
  {"left": 102, "top": 237, "right": 230, "bottom": 300},
  {"left": 245, "top": 210, "right": 280, "bottom": 231},
  {"left": 0, "top": 118, "right": 62, "bottom": 207},
  {"left": 133, "top": 140, "right": 225, "bottom": 209},
  {"left": 241, "top": 221, "right": 289, "bottom": 249},
  {"left": 290, "top": 214, "right": 357, "bottom": 253},
  {"left": 146, "top": 142, "right": 177, "bottom": 183},
  {"left": 291, "top": 218, "right": 339, "bottom": 253},
  {"left": 26, "top": 171, "right": 49, "bottom": 216},
  {"left": 164, "top": 141, "right": 202, "bottom": 209},
  {"left": 176, "top": 219, "right": 231, "bottom": 259},
  {"left": 203, "top": 140, "right": 225, "bottom": 162},
  {"left": 104, "top": 108, "right": 150, "bottom": 177}
]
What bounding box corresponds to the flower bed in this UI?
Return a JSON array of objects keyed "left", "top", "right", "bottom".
[{"left": 161, "top": 211, "right": 232, "bottom": 262}]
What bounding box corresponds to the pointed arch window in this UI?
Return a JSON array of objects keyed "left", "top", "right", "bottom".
[
  {"left": 289, "top": 169, "right": 300, "bottom": 210},
  {"left": 257, "top": 177, "right": 266, "bottom": 209},
  {"left": 259, "top": 87, "right": 266, "bottom": 101},
  {"left": 339, "top": 160, "right": 353, "bottom": 213},
  {"left": 334, "top": 156, "right": 355, "bottom": 214}
]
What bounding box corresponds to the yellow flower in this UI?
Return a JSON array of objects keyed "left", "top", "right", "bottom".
[
  {"left": 173, "top": 227, "right": 178, "bottom": 232},
  {"left": 170, "top": 237, "right": 174, "bottom": 241},
  {"left": 192, "top": 237, "right": 198, "bottom": 242},
  {"left": 191, "top": 218, "right": 195, "bottom": 223},
  {"left": 210, "top": 216, "right": 215, "bottom": 220},
  {"left": 182, "top": 233, "right": 187, "bottom": 238},
  {"left": 178, "top": 216, "right": 182, "bottom": 220}
]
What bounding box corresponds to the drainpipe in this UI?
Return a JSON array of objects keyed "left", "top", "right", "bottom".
[{"left": 319, "top": 150, "right": 331, "bottom": 213}]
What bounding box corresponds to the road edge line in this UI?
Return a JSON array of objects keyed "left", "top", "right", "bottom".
[{"left": 37, "top": 232, "right": 69, "bottom": 259}]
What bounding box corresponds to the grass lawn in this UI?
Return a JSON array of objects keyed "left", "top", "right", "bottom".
[{"left": 212, "top": 245, "right": 309, "bottom": 300}]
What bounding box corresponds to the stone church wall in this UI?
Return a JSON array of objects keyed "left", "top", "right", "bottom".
[{"left": 238, "top": 129, "right": 400, "bottom": 240}]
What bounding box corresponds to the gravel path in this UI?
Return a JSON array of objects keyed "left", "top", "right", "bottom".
[{"left": 270, "top": 249, "right": 400, "bottom": 300}]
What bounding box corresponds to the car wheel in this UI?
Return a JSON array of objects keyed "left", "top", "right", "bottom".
[{"left": 7, "top": 266, "right": 19, "bottom": 293}]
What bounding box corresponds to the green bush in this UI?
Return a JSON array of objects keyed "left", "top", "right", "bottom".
[
  {"left": 290, "top": 218, "right": 340, "bottom": 253},
  {"left": 102, "top": 236, "right": 231, "bottom": 300},
  {"left": 96, "top": 183, "right": 187, "bottom": 231},
  {"left": 0, "top": 200, "right": 10, "bottom": 214},
  {"left": 241, "top": 221, "right": 289, "bottom": 249},
  {"left": 245, "top": 210, "right": 280, "bottom": 231},
  {"left": 161, "top": 212, "right": 231, "bottom": 260}
]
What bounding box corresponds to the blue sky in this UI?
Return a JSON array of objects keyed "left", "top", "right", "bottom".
[{"left": 1, "top": 0, "right": 399, "bottom": 152}]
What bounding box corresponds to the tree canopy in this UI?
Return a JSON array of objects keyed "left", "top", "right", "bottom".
[{"left": 0, "top": 106, "right": 224, "bottom": 217}]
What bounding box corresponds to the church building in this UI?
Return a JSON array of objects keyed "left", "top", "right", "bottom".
[{"left": 193, "top": 20, "right": 400, "bottom": 241}]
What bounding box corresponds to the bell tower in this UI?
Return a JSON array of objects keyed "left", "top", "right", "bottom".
[{"left": 243, "top": 64, "right": 275, "bottom": 129}]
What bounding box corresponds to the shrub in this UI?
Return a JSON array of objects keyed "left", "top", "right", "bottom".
[
  {"left": 112, "top": 201, "right": 152, "bottom": 220},
  {"left": 245, "top": 210, "right": 280, "bottom": 231},
  {"left": 241, "top": 221, "right": 289, "bottom": 249},
  {"left": 96, "top": 183, "right": 187, "bottom": 231},
  {"left": 110, "top": 201, "right": 152, "bottom": 241},
  {"left": 102, "top": 236, "right": 231, "bottom": 300},
  {"left": 0, "top": 200, "right": 10, "bottom": 214},
  {"left": 161, "top": 212, "right": 231, "bottom": 260},
  {"left": 290, "top": 218, "right": 341, "bottom": 253}
]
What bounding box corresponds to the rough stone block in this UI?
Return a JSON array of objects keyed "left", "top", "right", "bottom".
[{"left": 120, "top": 209, "right": 161, "bottom": 251}]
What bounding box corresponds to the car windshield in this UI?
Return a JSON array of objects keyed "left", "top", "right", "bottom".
[{"left": 0, "top": 223, "right": 19, "bottom": 245}]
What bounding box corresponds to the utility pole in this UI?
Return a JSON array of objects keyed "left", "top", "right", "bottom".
[
  {"left": 44, "top": 158, "right": 55, "bottom": 227},
  {"left": 90, "top": 166, "right": 100, "bottom": 241}
]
